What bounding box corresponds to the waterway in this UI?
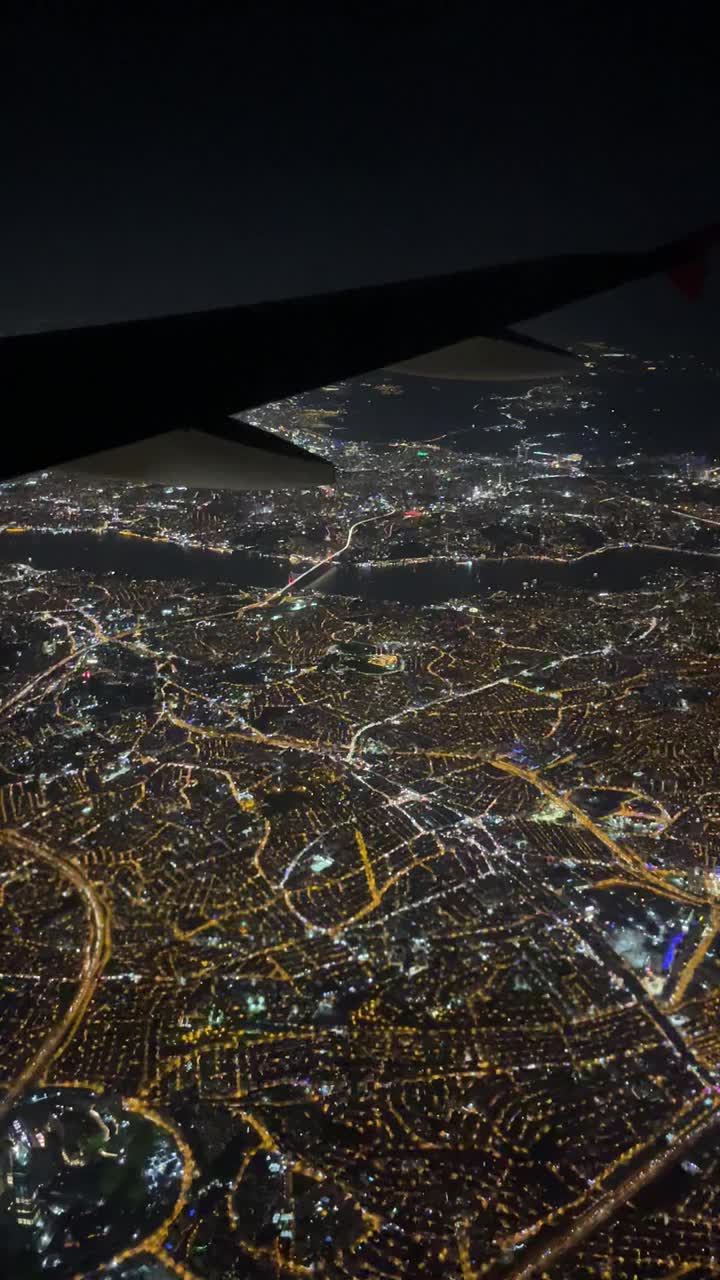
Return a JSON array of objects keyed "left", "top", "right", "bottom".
[
  {"left": 294, "top": 365, "right": 720, "bottom": 458},
  {"left": 1, "top": 530, "right": 719, "bottom": 606}
]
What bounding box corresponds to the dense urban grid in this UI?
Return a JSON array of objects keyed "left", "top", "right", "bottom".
[{"left": 2, "top": 347, "right": 720, "bottom": 1278}]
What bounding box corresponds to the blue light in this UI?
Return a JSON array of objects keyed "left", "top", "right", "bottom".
[{"left": 663, "top": 933, "right": 684, "bottom": 972}]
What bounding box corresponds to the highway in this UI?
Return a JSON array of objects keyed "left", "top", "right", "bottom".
[
  {"left": 0, "top": 507, "right": 394, "bottom": 1121},
  {"left": 482, "top": 756, "right": 717, "bottom": 1279},
  {"left": 491, "top": 756, "right": 706, "bottom": 908},
  {"left": 0, "top": 643, "right": 94, "bottom": 723},
  {"left": 0, "top": 828, "right": 111, "bottom": 1121},
  {"left": 347, "top": 645, "right": 608, "bottom": 762},
  {"left": 0, "top": 830, "right": 199, "bottom": 1278},
  {"left": 236, "top": 507, "right": 400, "bottom": 617},
  {"left": 505, "top": 1100, "right": 720, "bottom": 1280}
]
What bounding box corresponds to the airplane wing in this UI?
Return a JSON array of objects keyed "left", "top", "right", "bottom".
[
  {"left": 1, "top": 222, "right": 716, "bottom": 488},
  {"left": 65, "top": 420, "right": 336, "bottom": 491},
  {"left": 387, "top": 331, "right": 582, "bottom": 381}
]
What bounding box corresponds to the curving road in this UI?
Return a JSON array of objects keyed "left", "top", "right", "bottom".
[
  {"left": 236, "top": 507, "right": 400, "bottom": 619},
  {"left": 491, "top": 756, "right": 706, "bottom": 908},
  {"left": 0, "top": 828, "right": 111, "bottom": 1122}
]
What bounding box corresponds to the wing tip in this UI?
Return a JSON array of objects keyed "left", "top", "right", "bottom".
[{"left": 661, "top": 221, "right": 720, "bottom": 300}]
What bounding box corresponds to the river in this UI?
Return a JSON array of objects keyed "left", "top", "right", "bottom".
[{"left": 0, "top": 530, "right": 718, "bottom": 606}]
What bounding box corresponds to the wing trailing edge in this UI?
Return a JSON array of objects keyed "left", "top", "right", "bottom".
[
  {"left": 41, "top": 422, "right": 335, "bottom": 492},
  {"left": 386, "top": 331, "right": 580, "bottom": 381}
]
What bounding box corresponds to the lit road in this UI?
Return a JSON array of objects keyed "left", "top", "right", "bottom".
[
  {"left": 237, "top": 507, "right": 400, "bottom": 617},
  {"left": 347, "top": 646, "right": 608, "bottom": 762},
  {"left": 0, "top": 644, "right": 94, "bottom": 723},
  {"left": 101, "top": 1096, "right": 199, "bottom": 1280},
  {"left": 347, "top": 669, "right": 513, "bottom": 762},
  {"left": 505, "top": 1100, "right": 720, "bottom": 1280},
  {"left": 601, "top": 489, "right": 720, "bottom": 531},
  {"left": 491, "top": 756, "right": 707, "bottom": 908},
  {"left": 0, "top": 828, "right": 111, "bottom": 1121},
  {"left": 484, "top": 756, "right": 718, "bottom": 1279},
  {"left": 669, "top": 911, "right": 720, "bottom": 1009}
]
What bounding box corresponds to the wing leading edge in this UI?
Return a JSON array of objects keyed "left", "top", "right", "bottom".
[{"left": 1, "top": 222, "right": 716, "bottom": 487}]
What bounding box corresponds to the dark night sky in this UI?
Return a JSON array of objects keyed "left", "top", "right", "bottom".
[{"left": 3, "top": 5, "right": 719, "bottom": 350}]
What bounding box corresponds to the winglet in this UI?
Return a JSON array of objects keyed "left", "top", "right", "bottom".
[
  {"left": 664, "top": 223, "right": 720, "bottom": 300},
  {"left": 669, "top": 258, "right": 706, "bottom": 300}
]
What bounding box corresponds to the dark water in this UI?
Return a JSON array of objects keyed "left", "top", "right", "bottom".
[
  {"left": 1, "top": 530, "right": 719, "bottom": 605},
  {"left": 324, "top": 547, "right": 720, "bottom": 603},
  {"left": 0, "top": 530, "right": 287, "bottom": 588},
  {"left": 320, "top": 367, "right": 720, "bottom": 458}
]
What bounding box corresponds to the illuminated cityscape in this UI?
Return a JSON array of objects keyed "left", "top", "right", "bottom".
[{"left": 2, "top": 350, "right": 720, "bottom": 1277}]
